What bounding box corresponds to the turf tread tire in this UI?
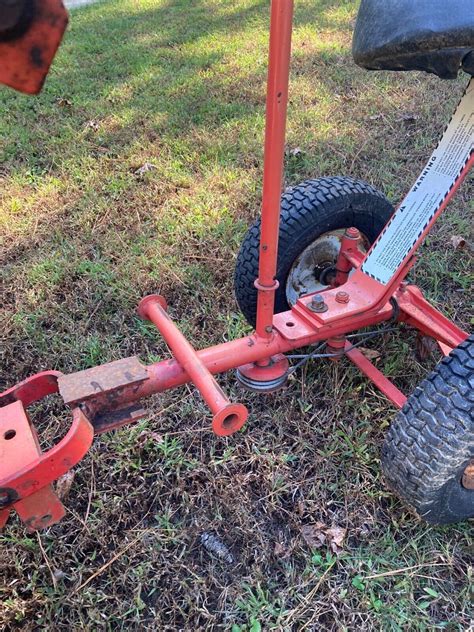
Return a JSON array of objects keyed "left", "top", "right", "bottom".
[
  {"left": 234, "top": 176, "right": 394, "bottom": 326},
  {"left": 381, "top": 335, "right": 474, "bottom": 524}
]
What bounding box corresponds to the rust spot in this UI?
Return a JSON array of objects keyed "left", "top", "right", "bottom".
[
  {"left": 30, "top": 45, "right": 44, "bottom": 68},
  {"left": 462, "top": 461, "right": 474, "bottom": 490},
  {"left": 59, "top": 357, "right": 149, "bottom": 407},
  {"left": 20, "top": 479, "right": 36, "bottom": 491}
]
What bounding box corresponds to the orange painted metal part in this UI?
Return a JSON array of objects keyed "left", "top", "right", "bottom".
[
  {"left": 345, "top": 343, "right": 407, "bottom": 409},
  {"left": 0, "top": 400, "right": 93, "bottom": 531},
  {"left": 0, "top": 400, "right": 65, "bottom": 531},
  {"left": 0, "top": 0, "right": 68, "bottom": 94},
  {"left": 0, "top": 369, "right": 62, "bottom": 406},
  {"left": 1, "top": 0, "right": 472, "bottom": 533},
  {"left": 0, "top": 280, "right": 469, "bottom": 530},
  {"left": 255, "top": 0, "right": 294, "bottom": 340},
  {"left": 137, "top": 294, "right": 248, "bottom": 436},
  {"left": 396, "top": 285, "right": 467, "bottom": 349},
  {"left": 342, "top": 151, "right": 474, "bottom": 314},
  {"left": 237, "top": 352, "right": 289, "bottom": 390},
  {"left": 0, "top": 405, "right": 93, "bottom": 501},
  {"left": 334, "top": 227, "right": 362, "bottom": 286}
]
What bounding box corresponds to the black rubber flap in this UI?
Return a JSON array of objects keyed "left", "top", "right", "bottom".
[{"left": 352, "top": 0, "right": 474, "bottom": 79}]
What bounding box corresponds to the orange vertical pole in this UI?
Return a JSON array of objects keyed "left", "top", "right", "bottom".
[{"left": 255, "top": 0, "right": 294, "bottom": 340}]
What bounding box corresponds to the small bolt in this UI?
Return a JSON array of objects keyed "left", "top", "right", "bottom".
[
  {"left": 308, "top": 294, "right": 328, "bottom": 313},
  {"left": 335, "top": 291, "right": 350, "bottom": 304},
  {"left": 345, "top": 227, "right": 360, "bottom": 239},
  {"left": 265, "top": 325, "right": 273, "bottom": 333}
]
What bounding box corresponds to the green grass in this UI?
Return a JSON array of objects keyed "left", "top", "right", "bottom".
[{"left": 0, "top": 0, "right": 472, "bottom": 629}]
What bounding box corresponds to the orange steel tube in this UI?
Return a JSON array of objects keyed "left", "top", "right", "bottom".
[
  {"left": 138, "top": 296, "right": 248, "bottom": 436},
  {"left": 255, "top": 0, "right": 294, "bottom": 339},
  {"left": 129, "top": 301, "right": 398, "bottom": 404}
]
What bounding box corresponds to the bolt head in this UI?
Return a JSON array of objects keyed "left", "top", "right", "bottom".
[{"left": 308, "top": 294, "right": 328, "bottom": 313}]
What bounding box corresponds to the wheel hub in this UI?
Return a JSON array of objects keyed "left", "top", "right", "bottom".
[{"left": 285, "top": 229, "right": 369, "bottom": 305}]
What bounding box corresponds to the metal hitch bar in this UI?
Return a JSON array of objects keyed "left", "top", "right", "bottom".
[{"left": 137, "top": 295, "right": 248, "bottom": 436}]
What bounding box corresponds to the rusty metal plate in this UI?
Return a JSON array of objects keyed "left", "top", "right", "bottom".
[
  {"left": 58, "top": 356, "right": 149, "bottom": 407},
  {"left": 93, "top": 403, "right": 147, "bottom": 434}
]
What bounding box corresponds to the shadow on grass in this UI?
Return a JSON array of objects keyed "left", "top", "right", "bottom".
[{"left": 1, "top": 0, "right": 353, "bottom": 166}]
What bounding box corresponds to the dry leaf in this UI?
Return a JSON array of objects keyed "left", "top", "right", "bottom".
[
  {"left": 137, "top": 430, "right": 163, "bottom": 448},
  {"left": 53, "top": 569, "right": 67, "bottom": 581},
  {"left": 300, "top": 523, "right": 326, "bottom": 549},
  {"left": 301, "top": 523, "right": 347, "bottom": 555},
  {"left": 325, "top": 526, "right": 347, "bottom": 554},
  {"left": 56, "top": 97, "right": 72, "bottom": 108},
  {"left": 416, "top": 335, "right": 438, "bottom": 360},
  {"left": 274, "top": 541, "right": 287, "bottom": 557},
  {"left": 135, "top": 162, "right": 157, "bottom": 177},
  {"left": 290, "top": 147, "right": 303, "bottom": 156},
  {"left": 55, "top": 471, "right": 75, "bottom": 500},
  {"left": 86, "top": 119, "right": 99, "bottom": 131},
  {"left": 449, "top": 235, "right": 466, "bottom": 250},
  {"left": 358, "top": 347, "right": 381, "bottom": 361}
]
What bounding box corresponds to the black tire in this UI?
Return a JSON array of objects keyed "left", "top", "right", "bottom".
[
  {"left": 234, "top": 176, "right": 394, "bottom": 326},
  {"left": 382, "top": 335, "right": 474, "bottom": 524}
]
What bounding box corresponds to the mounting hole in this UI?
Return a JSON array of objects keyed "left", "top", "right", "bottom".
[
  {"left": 42, "top": 514, "right": 52, "bottom": 522},
  {"left": 286, "top": 321, "right": 295, "bottom": 328},
  {"left": 4, "top": 429, "right": 16, "bottom": 440}
]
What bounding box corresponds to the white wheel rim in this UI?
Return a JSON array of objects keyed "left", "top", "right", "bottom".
[{"left": 285, "top": 229, "right": 369, "bottom": 306}]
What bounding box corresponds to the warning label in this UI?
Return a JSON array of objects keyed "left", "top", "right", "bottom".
[{"left": 362, "top": 79, "right": 474, "bottom": 285}]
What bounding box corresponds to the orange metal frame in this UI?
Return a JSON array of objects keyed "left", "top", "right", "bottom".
[{"left": 0, "top": 0, "right": 471, "bottom": 531}]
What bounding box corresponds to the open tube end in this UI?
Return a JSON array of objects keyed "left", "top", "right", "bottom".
[
  {"left": 137, "top": 294, "right": 168, "bottom": 320},
  {"left": 212, "top": 403, "right": 248, "bottom": 437}
]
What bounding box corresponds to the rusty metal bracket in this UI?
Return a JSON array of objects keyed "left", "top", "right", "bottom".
[{"left": 58, "top": 356, "right": 149, "bottom": 432}]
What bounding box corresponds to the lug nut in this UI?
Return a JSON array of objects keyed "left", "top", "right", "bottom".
[
  {"left": 335, "top": 291, "right": 350, "bottom": 304},
  {"left": 308, "top": 293, "right": 328, "bottom": 313}
]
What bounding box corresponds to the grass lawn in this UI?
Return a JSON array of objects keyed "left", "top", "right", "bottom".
[{"left": 0, "top": 0, "right": 472, "bottom": 629}]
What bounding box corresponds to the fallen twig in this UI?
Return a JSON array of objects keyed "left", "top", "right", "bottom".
[
  {"left": 364, "top": 562, "right": 451, "bottom": 580},
  {"left": 37, "top": 533, "right": 57, "bottom": 590}
]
